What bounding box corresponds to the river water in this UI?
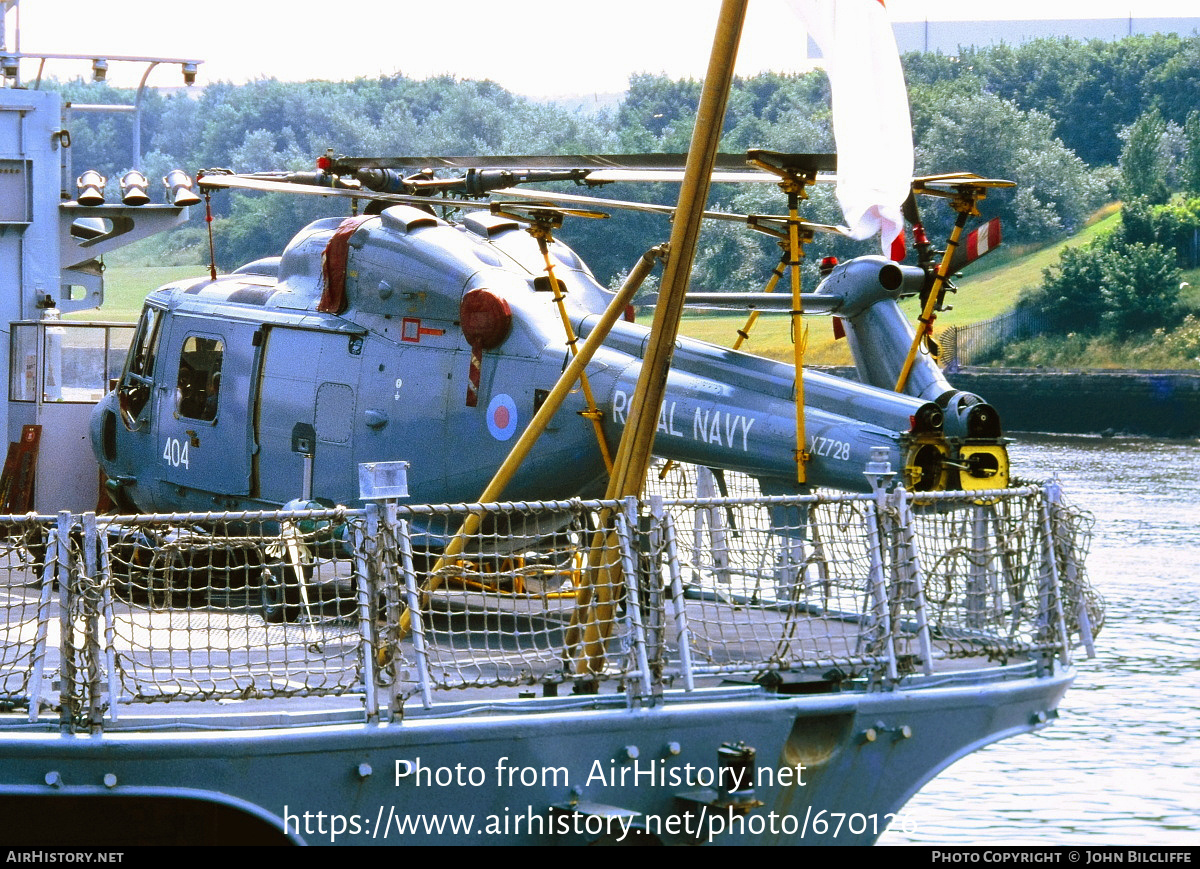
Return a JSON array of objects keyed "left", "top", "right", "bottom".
[{"left": 879, "top": 433, "right": 1200, "bottom": 847}]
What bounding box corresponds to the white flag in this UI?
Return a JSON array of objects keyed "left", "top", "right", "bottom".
[{"left": 788, "top": 0, "right": 913, "bottom": 253}]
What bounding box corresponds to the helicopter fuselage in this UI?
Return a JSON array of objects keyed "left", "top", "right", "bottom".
[{"left": 91, "top": 205, "right": 981, "bottom": 514}]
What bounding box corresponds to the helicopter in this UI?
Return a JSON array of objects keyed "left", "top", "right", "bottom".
[{"left": 89, "top": 151, "right": 1011, "bottom": 527}]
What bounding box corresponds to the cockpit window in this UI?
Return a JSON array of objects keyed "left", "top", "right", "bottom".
[
  {"left": 127, "top": 306, "right": 162, "bottom": 380},
  {"left": 175, "top": 335, "right": 223, "bottom": 422},
  {"left": 117, "top": 306, "right": 163, "bottom": 426}
]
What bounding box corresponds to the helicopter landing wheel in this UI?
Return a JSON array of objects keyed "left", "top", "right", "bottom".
[{"left": 260, "top": 563, "right": 307, "bottom": 623}]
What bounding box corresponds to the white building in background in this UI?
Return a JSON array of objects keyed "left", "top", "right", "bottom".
[{"left": 889, "top": 16, "right": 1200, "bottom": 55}]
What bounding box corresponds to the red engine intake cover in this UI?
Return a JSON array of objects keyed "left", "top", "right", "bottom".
[{"left": 459, "top": 289, "right": 512, "bottom": 349}]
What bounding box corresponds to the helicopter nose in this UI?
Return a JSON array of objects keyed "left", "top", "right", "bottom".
[
  {"left": 90, "top": 392, "right": 120, "bottom": 465},
  {"left": 90, "top": 393, "right": 142, "bottom": 512}
]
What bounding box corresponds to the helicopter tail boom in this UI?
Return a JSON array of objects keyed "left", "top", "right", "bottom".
[{"left": 582, "top": 318, "right": 950, "bottom": 493}]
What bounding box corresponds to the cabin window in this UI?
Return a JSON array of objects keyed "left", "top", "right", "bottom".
[{"left": 175, "top": 335, "right": 224, "bottom": 422}]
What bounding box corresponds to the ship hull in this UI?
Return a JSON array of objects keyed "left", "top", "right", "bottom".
[{"left": 0, "top": 663, "right": 1071, "bottom": 845}]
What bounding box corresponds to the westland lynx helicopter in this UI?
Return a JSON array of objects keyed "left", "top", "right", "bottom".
[{"left": 90, "top": 151, "right": 1012, "bottom": 529}]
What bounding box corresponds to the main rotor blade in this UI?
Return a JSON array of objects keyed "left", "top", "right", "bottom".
[
  {"left": 490, "top": 201, "right": 610, "bottom": 222},
  {"left": 327, "top": 153, "right": 839, "bottom": 186},
  {"left": 197, "top": 173, "right": 494, "bottom": 211},
  {"left": 582, "top": 168, "right": 836, "bottom": 184},
  {"left": 194, "top": 172, "right": 847, "bottom": 234},
  {"left": 913, "top": 176, "right": 1017, "bottom": 196},
  {"left": 901, "top": 188, "right": 923, "bottom": 227},
  {"left": 912, "top": 171, "right": 981, "bottom": 183},
  {"left": 680, "top": 292, "right": 844, "bottom": 314},
  {"left": 492, "top": 186, "right": 846, "bottom": 234},
  {"left": 329, "top": 153, "right": 772, "bottom": 172}
]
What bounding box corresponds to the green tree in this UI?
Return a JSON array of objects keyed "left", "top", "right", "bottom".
[
  {"left": 616, "top": 74, "right": 703, "bottom": 151},
  {"left": 975, "top": 39, "right": 1087, "bottom": 123},
  {"left": 1024, "top": 236, "right": 1181, "bottom": 337},
  {"left": 901, "top": 34, "right": 1193, "bottom": 168},
  {"left": 1098, "top": 241, "right": 1183, "bottom": 337},
  {"left": 1183, "top": 111, "right": 1200, "bottom": 196},
  {"left": 1119, "top": 109, "right": 1171, "bottom": 203},
  {"left": 1025, "top": 241, "right": 1112, "bottom": 333},
  {"left": 911, "top": 90, "right": 1106, "bottom": 244},
  {"left": 1119, "top": 195, "right": 1200, "bottom": 269},
  {"left": 1059, "top": 35, "right": 1185, "bottom": 166},
  {"left": 1149, "top": 36, "right": 1200, "bottom": 127}
]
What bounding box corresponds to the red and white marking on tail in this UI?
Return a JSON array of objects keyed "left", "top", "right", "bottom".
[{"left": 966, "top": 218, "right": 1001, "bottom": 262}]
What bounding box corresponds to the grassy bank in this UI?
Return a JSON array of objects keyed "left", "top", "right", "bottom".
[
  {"left": 67, "top": 264, "right": 203, "bottom": 323},
  {"left": 674, "top": 210, "right": 1126, "bottom": 365},
  {"left": 676, "top": 206, "right": 1199, "bottom": 369}
]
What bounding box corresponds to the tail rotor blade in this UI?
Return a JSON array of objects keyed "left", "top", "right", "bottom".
[{"left": 947, "top": 217, "right": 1002, "bottom": 274}]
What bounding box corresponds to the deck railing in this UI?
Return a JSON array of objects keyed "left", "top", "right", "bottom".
[{"left": 0, "top": 467, "right": 1099, "bottom": 732}]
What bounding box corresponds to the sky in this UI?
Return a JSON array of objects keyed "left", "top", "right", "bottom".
[{"left": 3, "top": 0, "right": 1200, "bottom": 97}]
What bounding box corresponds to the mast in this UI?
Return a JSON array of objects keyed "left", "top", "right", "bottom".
[
  {"left": 570, "top": 0, "right": 748, "bottom": 679},
  {"left": 602, "top": 0, "right": 748, "bottom": 500},
  {"left": 404, "top": 0, "right": 752, "bottom": 672}
]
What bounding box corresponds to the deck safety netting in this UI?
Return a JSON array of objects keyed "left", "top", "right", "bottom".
[
  {"left": 904, "top": 491, "right": 1053, "bottom": 660},
  {"left": 646, "top": 463, "right": 1098, "bottom": 674},
  {"left": 98, "top": 511, "right": 367, "bottom": 703},
  {"left": 672, "top": 496, "right": 904, "bottom": 675},
  {"left": 0, "top": 519, "right": 50, "bottom": 702},
  {"left": 1046, "top": 487, "right": 1103, "bottom": 645},
  {"left": 393, "top": 502, "right": 634, "bottom": 695},
  {"left": 0, "top": 466, "right": 1099, "bottom": 725},
  {"left": 650, "top": 464, "right": 910, "bottom": 676}
]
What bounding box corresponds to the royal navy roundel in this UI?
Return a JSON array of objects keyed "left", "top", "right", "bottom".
[{"left": 486, "top": 393, "right": 518, "bottom": 441}]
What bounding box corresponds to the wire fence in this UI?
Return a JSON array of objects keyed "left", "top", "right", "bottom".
[
  {"left": 0, "top": 469, "right": 1099, "bottom": 731},
  {"left": 939, "top": 308, "right": 1047, "bottom": 369}
]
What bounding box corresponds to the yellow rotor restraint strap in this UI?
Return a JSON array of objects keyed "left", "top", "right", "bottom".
[
  {"left": 895, "top": 182, "right": 1004, "bottom": 394},
  {"left": 739, "top": 157, "right": 818, "bottom": 483},
  {"left": 519, "top": 211, "right": 615, "bottom": 475}
]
